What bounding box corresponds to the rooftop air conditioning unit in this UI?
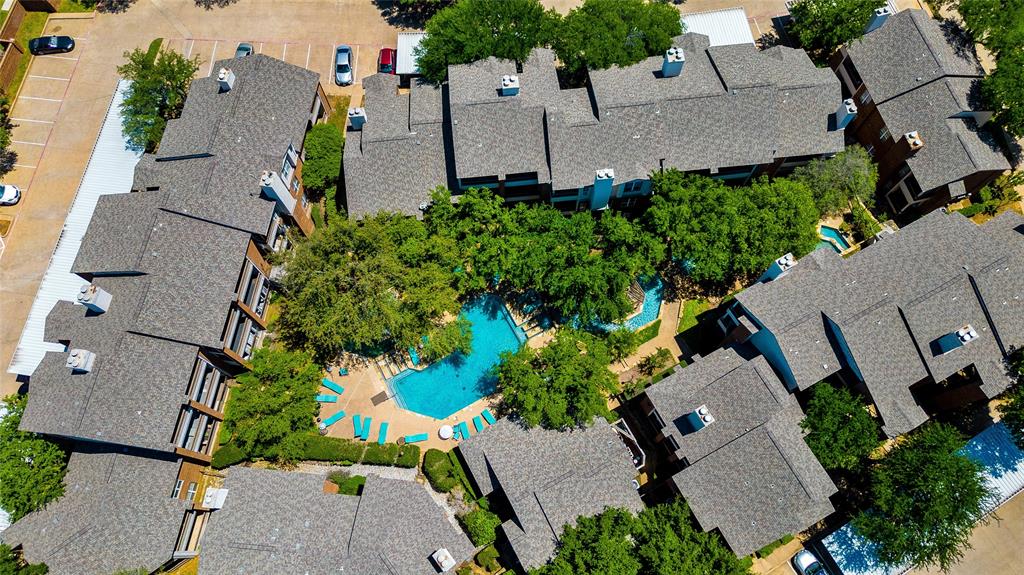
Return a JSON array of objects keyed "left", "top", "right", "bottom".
[
  {"left": 66, "top": 349, "right": 96, "bottom": 374},
  {"left": 348, "top": 107, "right": 367, "bottom": 130},
  {"left": 217, "top": 68, "right": 236, "bottom": 92},
  {"left": 662, "top": 46, "right": 685, "bottom": 78},
  {"left": 957, "top": 325, "right": 978, "bottom": 344},
  {"left": 500, "top": 74, "right": 520, "bottom": 97},
  {"left": 904, "top": 131, "right": 924, "bottom": 152},
  {"left": 76, "top": 283, "right": 112, "bottom": 314},
  {"left": 431, "top": 548, "right": 457, "bottom": 572},
  {"left": 691, "top": 405, "right": 715, "bottom": 431},
  {"left": 201, "top": 487, "right": 229, "bottom": 510}
]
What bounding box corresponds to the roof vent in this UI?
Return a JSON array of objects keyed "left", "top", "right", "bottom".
[
  {"left": 66, "top": 349, "right": 96, "bottom": 373},
  {"left": 903, "top": 131, "right": 924, "bottom": 153},
  {"left": 865, "top": 7, "right": 893, "bottom": 34},
  {"left": 835, "top": 98, "right": 857, "bottom": 130},
  {"left": 662, "top": 47, "right": 685, "bottom": 78},
  {"left": 690, "top": 405, "right": 715, "bottom": 431},
  {"left": 431, "top": 548, "right": 457, "bottom": 572},
  {"left": 500, "top": 74, "right": 520, "bottom": 97},
  {"left": 347, "top": 107, "right": 366, "bottom": 131},
  {"left": 76, "top": 283, "right": 112, "bottom": 314},
  {"left": 760, "top": 253, "right": 797, "bottom": 283},
  {"left": 217, "top": 67, "right": 236, "bottom": 92}
]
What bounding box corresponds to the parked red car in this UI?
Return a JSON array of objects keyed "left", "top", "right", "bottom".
[{"left": 378, "top": 48, "right": 396, "bottom": 74}]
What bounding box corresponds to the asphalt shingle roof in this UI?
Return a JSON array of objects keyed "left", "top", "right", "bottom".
[
  {"left": 644, "top": 349, "right": 836, "bottom": 556},
  {"left": 0, "top": 446, "right": 188, "bottom": 575},
  {"left": 197, "top": 467, "right": 474, "bottom": 575},
  {"left": 736, "top": 211, "right": 1024, "bottom": 437},
  {"left": 457, "top": 418, "right": 642, "bottom": 570}
]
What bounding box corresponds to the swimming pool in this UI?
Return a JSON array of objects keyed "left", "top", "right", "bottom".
[
  {"left": 818, "top": 226, "right": 851, "bottom": 253},
  {"left": 389, "top": 295, "right": 527, "bottom": 419},
  {"left": 593, "top": 276, "right": 664, "bottom": 332}
]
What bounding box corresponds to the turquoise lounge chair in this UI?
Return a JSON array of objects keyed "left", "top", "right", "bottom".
[
  {"left": 473, "top": 416, "right": 484, "bottom": 432},
  {"left": 458, "top": 421, "right": 471, "bottom": 439},
  {"left": 404, "top": 433, "right": 429, "bottom": 443},
  {"left": 323, "top": 410, "right": 346, "bottom": 427},
  {"left": 378, "top": 422, "right": 389, "bottom": 445},
  {"left": 482, "top": 409, "right": 496, "bottom": 425},
  {"left": 409, "top": 347, "right": 420, "bottom": 366},
  {"left": 316, "top": 394, "right": 337, "bottom": 403},
  {"left": 360, "top": 417, "right": 373, "bottom": 441},
  {"left": 451, "top": 425, "right": 462, "bottom": 440},
  {"left": 352, "top": 414, "right": 363, "bottom": 438},
  {"left": 321, "top": 378, "right": 345, "bottom": 395}
]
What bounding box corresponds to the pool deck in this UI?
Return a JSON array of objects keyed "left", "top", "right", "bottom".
[{"left": 317, "top": 359, "right": 499, "bottom": 454}]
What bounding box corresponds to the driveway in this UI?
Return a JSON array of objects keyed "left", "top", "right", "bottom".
[
  {"left": 0, "top": 0, "right": 411, "bottom": 395},
  {"left": 909, "top": 492, "right": 1024, "bottom": 575}
]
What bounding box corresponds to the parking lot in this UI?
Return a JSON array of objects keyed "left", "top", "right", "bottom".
[{"left": 164, "top": 37, "right": 388, "bottom": 98}]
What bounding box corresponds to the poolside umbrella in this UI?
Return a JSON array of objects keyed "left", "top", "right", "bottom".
[{"left": 439, "top": 425, "right": 454, "bottom": 440}]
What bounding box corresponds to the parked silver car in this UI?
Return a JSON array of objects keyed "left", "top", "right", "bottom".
[
  {"left": 792, "top": 550, "right": 826, "bottom": 575},
  {"left": 234, "top": 42, "right": 254, "bottom": 58},
  {"left": 335, "top": 45, "right": 353, "bottom": 86}
]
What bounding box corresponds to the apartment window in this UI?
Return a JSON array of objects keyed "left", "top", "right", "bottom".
[
  {"left": 186, "top": 482, "right": 198, "bottom": 502},
  {"left": 172, "top": 479, "right": 184, "bottom": 499},
  {"left": 240, "top": 262, "right": 269, "bottom": 318},
  {"left": 841, "top": 58, "right": 863, "bottom": 90},
  {"left": 879, "top": 126, "right": 891, "bottom": 142},
  {"left": 189, "top": 358, "right": 226, "bottom": 411},
  {"left": 865, "top": 144, "right": 876, "bottom": 157},
  {"left": 621, "top": 180, "right": 645, "bottom": 196},
  {"left": 859, "top": 89, "right": 872, "bottom": 105},
  {"left": 281, "top": 145, "right": 297, "bottom": 184},
  {"left": 226, "top": 309, "right": 261, "bottom": 360}
]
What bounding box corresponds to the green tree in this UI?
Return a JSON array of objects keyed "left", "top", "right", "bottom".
[
  {"left": 800, "top": 383, "right": 881, "bottom": 470},
  {"left": 222, "top": 348, "right": 321, "bottom": 463},
  {"left": 605, "top": 329, "right": 640, "bottom": 363},
  {"left": 792, "top": 146, "right": 878, "bottom": 215},
  {"left": 637, "top": 347, "right": 673, "bottom": 376},
  {"left": 421, "top": 316, "right": 473, "bottom": 363},
  {"left": 850, "top": 202, "right": 882, "bottom": 242},
  {"left": 554, "top": 0, "right": 682, "bottom": 76},
  {"left": 497, "top": 329, "right": 617, "bottom": 429},
  {"left": 117, "top": 48, "right": 200, "bottom": 151},
  {"left": 0, "top": 543, "right": 48, "bottom": 575},
  {"left": 459, "top": 507, "right": 503, "bottom": 546},
  {"left": 0, "top": 395, "right": 68, "bottom": 523},
  {"left": 416, "top": 0, "right": 560, "bottom": 83},
  {"left": 646, "top": 171, "right": 818, "bottom": 285},
  {"left": 278, "top": 212, "right": 462, "bottom": 362},
  {"left": 981, "top": 48, "right": 1024, "bottom": 138},
  {"left": 0, "top": 97, "right": 17, "bottom": 178},
  {"left": 302, "top": 123, "right": 343, "bottom": 202},
  {"left": 958, "top": 0, "right": 1024, "bottom": 57},
  {"left": 854, "top": 423, "right": 996, "bottom": 571},
  {"left": 998, "top": 351, "right": 1024, "bottom": 449},
  {"left": 789, "top": 0, "right": 886, "bottom": 61},
  {"left": 534, "top": 501, "right": 749, "bottom": 575}
]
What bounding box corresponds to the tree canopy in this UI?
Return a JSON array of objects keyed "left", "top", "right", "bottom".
[
  {"left": 853, "top": 423, "right": 995, "bottom": 571},
  {"left": 496, "top": 329, "right": 617, "bottom": 429},
  {"left": 554, "top": 0, "right": 682, "bottom": 77},
  {"left": 982, "top": 48, "right": 1024, "bottom": 138},
  {"left": 222, "top": 347, "right": 321, "bottom": 463},
  {"left": 788, "top": 0, "right": 886, "bottom": 61},
  {"left": 644, "top": 171, "right": 819, "bottom": 285},
  {"left": 117, "top": 47, "right": 200, "bottom": 151},
  {"left": 0, "top": 543, "right": 48, "bottom": 575},
  {"left": 278, "top": 212, "right": 462, "bottom": 362},
  {"left": 0, "top": 97, "right": 17, "bottom": 179},
  {"left": 958, "top": 0, "right": 1024, "bottom": 57},
  {"left": 415, "top": 0, "right": 560, "bottom": 83},
  {"left": 0, "top": 394, "right": 68, "bottom": 523},
  {"left": 792, "top": 146, "right": 878, "bottom": 215},
  {"left": 800, "top": 382, "right": 881, "bottom": 471},
  {"left": 998, "top": 351, "right": 1024, "bottom": 449},
  {"left": 533, "top": 500, "right": 750, "bottom": 575},
  {"left": 301, "top": 123, "right": 344, "bottom": 201}
]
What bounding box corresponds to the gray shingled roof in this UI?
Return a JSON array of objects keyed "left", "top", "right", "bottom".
[
  {"left": 735, "top": 211, "right": 1024, "bottom": 437},
  {"left": 643, "top": 349, "right": 836, "bottom": 556},
  {"left": 1, "top": 447, "right": 188, "bottom": 575},
  {"left": 343, "top": 74, "right": 450, "bottom": 218},
  {"left": 457, "top": 418, "right": 642, "bottom": 570},
  {"left": 846, "top": 10, "right": 1009, "bottom": 193},
  {"left": 198, "top": 467, "right": 474, "bottom": 575}
]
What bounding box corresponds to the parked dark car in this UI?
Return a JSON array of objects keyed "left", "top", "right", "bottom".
[
  {"left": 28, "top": 35, "right": 75, "bottom": 56},
  {"left": 378, "top": 48, "right": 396, "bottom": 74}
]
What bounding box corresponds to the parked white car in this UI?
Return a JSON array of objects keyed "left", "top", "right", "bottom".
[
  {"left": 0, "top": 184, "right": 21, "bottom": 206},
  {"left": 792, "top": 549, "right": 827, "bottom": 575}
]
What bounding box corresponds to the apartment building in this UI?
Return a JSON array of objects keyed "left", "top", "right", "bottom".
[
  {"left": 722, "top": 210, "right": 1024, "bottom": 438},
  {"left": 2, "top": 54, "right": 331, "bottom": 575},
  {"left": 831, "top": 8, "right": 1010, "bottom": 217},
  {"left": 342, "top": 32, "right": 845, "bottom": 218}
]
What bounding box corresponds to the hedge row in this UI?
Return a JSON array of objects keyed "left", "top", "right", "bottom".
[
  {"left": 459, "top": 507, "right": 502, "bottom": 546},
  {"left": 212, "top": 435, "right": 421, "bottom": 470}
]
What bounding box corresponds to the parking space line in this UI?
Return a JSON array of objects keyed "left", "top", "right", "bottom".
[
  {"left": 208, "top": 40, "right": 218, "bottom": 76},
  {"left": 12, "top": 118, "right": 53, "bottom": 124},
  {"left": 354, "top": 45, "right": 359, "bottom": 82},
  {"left": 38, "top": 55, "right": 77, "bottom": 61},
  {"left": 14, "top": 164, "right": 36, "bottom": 169},
  {"left": 259, "top": 41, "right": 264, "bottom": 53},
  {"left": 305, "top": 44, "right": 310, "bottom": 69},
  {"left": 19, "top": 96, "right": 62, "bottom": 103},
  {"left": 282, "top": 42, "right": 288, "bottom": 60},
  {"left": 29, "top": 75, "right": 70, "bottom": 81},
  {"left": 13, "top": 140, "right": 45, "bottom": 146},
  {"left": 186, "top": 39, "right": 195, "bottom": 58}
]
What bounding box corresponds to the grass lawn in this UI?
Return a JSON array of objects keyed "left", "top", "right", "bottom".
[
  {"left": 326, "top": 94, "right": 351, "bottom": 130},
  {"left": 58, "top": 0, "right": 95, "bottom": 12},
  {"left": 9, "top": 12, "right": 49, "bottom": 97},
  {"left": 677, "top": 299, "right": 711, "bottom": 334}
]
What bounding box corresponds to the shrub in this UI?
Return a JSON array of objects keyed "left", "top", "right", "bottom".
[
  {"left": 423, "top": 448, "right": 458, "bottom": 492},
  {"left": 211, "top": 442, "right": 247, "bottom": 470},
  {"left": 756, "top": 534, "right": 794, "bottom": 558},
  {"left": 957, "top": 202, "right": 988, "bottom": 218},
  {"left": 456, "top": 567, "right": 472, "bottom": 575},
  {"left": 475, "top": 544, "right": 501, "bottom": 571},
  {"left": 329, "top": 470, "right": 366, "bottom": 496},
  {"left": 301, "top": 435, "right": 365, "bottom": 464},
  {"left": 395, "top": 444, "right": 421, "bottom": 468},
  {"left": 302, "top": 123, "right": 343, "bottom": 200},
  {"left": 460, "top": 508, "right": 502, "bottom": 546},
  {"left": 361, "top": 443, "right": 399, "bottom": 466},
  {"left": 850, "top": 202, "right": 881, "bottom": 242},
  {"left": 635, "top": 319, "right": 661, "bottom": 345}
]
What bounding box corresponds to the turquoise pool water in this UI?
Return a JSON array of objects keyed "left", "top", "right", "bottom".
[
  {"left": 593, "top": 276, "right": 664, "bottom": 332},
  {"left": 389, "top": 296, "right": 527, "bottom": 419},
  {"left": 819, "top": 226, "right": 851, "bottom": 253}
]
